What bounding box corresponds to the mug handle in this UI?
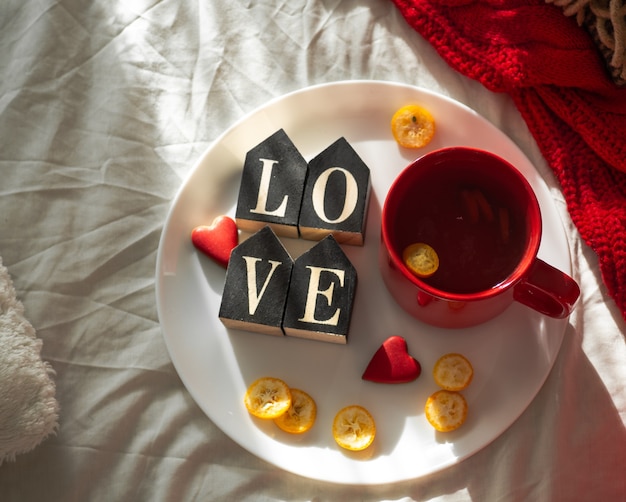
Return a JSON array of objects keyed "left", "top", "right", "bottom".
[{"left": 513, "top": 258, "right": 580, "bottom": 319}]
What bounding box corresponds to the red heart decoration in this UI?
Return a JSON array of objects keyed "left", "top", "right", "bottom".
[
  {"left": 362, "top": 336, "right": 421, "bottom": 383},
  {"left": 191, "top": 215, "right": 238, "bottom": 268}
]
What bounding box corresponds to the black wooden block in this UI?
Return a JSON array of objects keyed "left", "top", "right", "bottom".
[
  {"left": 219, "top": 226, "right": 293, "bottom": 336},
  {"left": 298, "top": 137, "right": 370, "bottom": 246},
  {"left": 282, "top": 235, "right": 357, "bottom": 344},
  {"left": 235, "top": 129, "right": 308, "bottom": 238}
]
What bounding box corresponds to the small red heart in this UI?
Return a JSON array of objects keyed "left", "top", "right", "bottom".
[
  {"left": 191, "top": 215, "right": 238, "bottom": 268},
  {"left": 362, "top": 336, "right": 421, "bottom": 383}
]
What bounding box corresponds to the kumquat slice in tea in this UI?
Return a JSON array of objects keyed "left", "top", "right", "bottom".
[{"left": 403, "top": 242, "right": 439, "bottom": 278}]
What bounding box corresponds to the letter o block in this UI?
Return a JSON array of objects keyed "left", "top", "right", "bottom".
[{"left": 298, "top": 137, "right": 370, "bottom": 245}]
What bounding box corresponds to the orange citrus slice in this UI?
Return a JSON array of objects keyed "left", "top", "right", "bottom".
[
  {"left": 390, "top": 104, "right": 436, "bottom": 148},
  {"left": 244, "top": 377, "right": 292, "bottom": 419},
  {"left": 403, "top": 242, "right": 439, "bottom": 278},
  {"left": 274, "top": 388, "right": 317, "bottom": 434},
  {"left": 424, "top": 390, "right": 468, "bottom": 432},
  {"left": 433, "top": 353, "right": 474, "bottom": 391},
  {"left": 332, "top": 405, "right": 376, "bottom": 451}
]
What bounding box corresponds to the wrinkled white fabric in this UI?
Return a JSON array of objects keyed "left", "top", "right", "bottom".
[{"left": 0, "top": 0, "right": 624, "bottom": 500}]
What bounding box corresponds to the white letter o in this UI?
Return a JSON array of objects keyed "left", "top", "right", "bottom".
[{"left": 311, "top": 167, "right": 358, "bottom": 224}]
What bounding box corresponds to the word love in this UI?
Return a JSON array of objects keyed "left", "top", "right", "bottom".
[
  {"left": 235, "top": 129, "right": 371, "bottom": 246},
  {"left": 219, "top": 226, "right": 357, "bottom": 344}
]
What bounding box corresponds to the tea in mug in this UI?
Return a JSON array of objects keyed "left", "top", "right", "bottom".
[{"left": 392, "top": 166, "right": 526, "bottom": 294}]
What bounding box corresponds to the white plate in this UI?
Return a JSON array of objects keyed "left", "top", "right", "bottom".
[{"left": 155, "top": 81, "right": 570, "bottom": 485}]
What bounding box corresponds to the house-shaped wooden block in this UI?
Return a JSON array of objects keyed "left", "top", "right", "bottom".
[
  {"left": 282, "top": 235, "right": 357, "bottom": 344},
  {"left": 219, "top": 226, "right": 293, "bottom": 336},
  {"left": 235, "top": 129, "right": 308, "bottom": 238},
  {"left": 298, "top": 137, "right": 370, "bottom": 246}
]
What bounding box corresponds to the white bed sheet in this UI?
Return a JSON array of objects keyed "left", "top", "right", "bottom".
[{"left": 0, "top": 1, "right": 624, "bottom": 500}]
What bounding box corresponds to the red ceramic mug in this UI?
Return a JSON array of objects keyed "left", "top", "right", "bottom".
[{"left": 379, "top": 147, "right": 580, "bottom": 328}]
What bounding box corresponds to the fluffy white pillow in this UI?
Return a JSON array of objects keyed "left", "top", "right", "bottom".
[{"left": 0, "top": 258, "right": 59, "bottom": 464}]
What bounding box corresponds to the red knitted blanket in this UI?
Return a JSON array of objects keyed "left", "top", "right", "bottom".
[{"left": 391, "top": 0, "right": 626, "bottom": 322}]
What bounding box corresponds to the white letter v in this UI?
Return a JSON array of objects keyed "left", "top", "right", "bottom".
[{"left": 242, "top": 256, "right": 282, "bottom": 315}]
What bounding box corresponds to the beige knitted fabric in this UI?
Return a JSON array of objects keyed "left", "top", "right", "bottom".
[
  {"left": 0, "top": 258, "right": 59, "bottom": 465},
  {"left": 548, "top": 0, "right": 626, "bottom": 85}
]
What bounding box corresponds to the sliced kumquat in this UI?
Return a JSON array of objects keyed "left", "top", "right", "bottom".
[
  {"left": 424, "top": 390, "right": 468, "bottom": 432},
  {"left": 403, "top": 242, "right": 439, "bottom": 278},
  {"left": 390, "top": 104, "right": 436, "bottom": 149},
  {"left": 274, "top": 388, "right": 317, "bottom": 434},
  {"left": 332, "top": 405, "right": 376, "bottom": 451},
  {"left": 433, "top": 353, "right": 474, "bottom": 391},
  {"left": 244, "top": 377, "right": 292, "bottom": 419}
]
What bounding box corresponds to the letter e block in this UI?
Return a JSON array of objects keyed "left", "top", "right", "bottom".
[
  {"left": 282, "top": 235, "right": 357, "bottom": 344},
  {"left": 235, "top": 129, "right": 308, "bottom": 238},
  {"left": 298, "top": 137, "right": 370, "bottom": 246},
  {"left": 219, "top": 226, "right": 293, "bottom": 336}
]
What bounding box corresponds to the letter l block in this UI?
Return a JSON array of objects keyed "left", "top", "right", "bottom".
[{"left": 235, "top": 129, "right": 308, "bottom": 238}]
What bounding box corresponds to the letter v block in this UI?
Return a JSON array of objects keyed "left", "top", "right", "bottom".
[
  {"left": 219, "top": 226, "right": 293, "bottom": 336},
  {"left": 298, "top": 137, "right": 371, "bottom": 246},
  {"left": 235, "top": 129, "right": 308, "bottom": 238},
  {"left": 282, "top": 235, "right": 357, "bottom": 344}
]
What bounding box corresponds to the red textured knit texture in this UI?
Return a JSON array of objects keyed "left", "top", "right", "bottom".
[{"left": 391, "top": 0, "right": 626, "bottom": 321}]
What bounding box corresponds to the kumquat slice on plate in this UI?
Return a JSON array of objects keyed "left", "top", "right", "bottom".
[
  {"left": 332, "top": 405, "right": 376, "bottom": 451},
  {"left": 244, "top": 377, "right": 292, "bottom": 419},
  {"left": 424, "top": 390, "right": 468, "bottom": 432},
  {"left": 274, "top": 388, "right": 317, "bottom": 434},
  {"left": 390, "top": 104, "right": 436, "bottom": 149},
  {"left": 433, "top": 353, "right": 474, "bottom": 391}
]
